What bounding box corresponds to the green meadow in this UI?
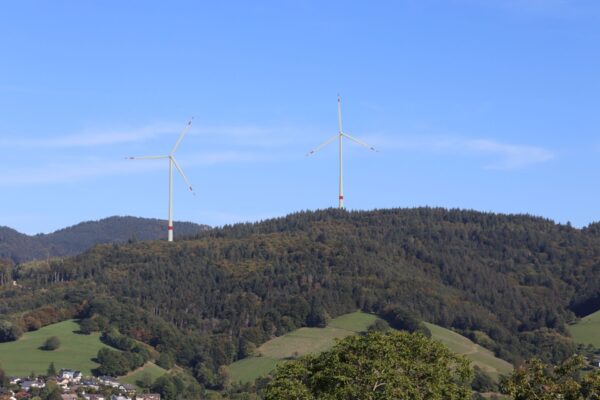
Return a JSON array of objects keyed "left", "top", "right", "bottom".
[
  {"left": 229, "top": 311, "right": 378, "bottom": 384},
  {"left": 424, "top": 322, "right": 513, "bottom": 380},
  {"left": 0, "top": 313, "right": 513, "bottom": 387},
  {"left": 0, "top": 320, "right": 168, "bottom": 386},
  {"left": 569, "top": 309, "right": 600, "bottom": 347},
  {"left": 0, "top": 320, "right": 111, "bottom": 376},
  {"left": 227, "top": 357, "right": 283, "bottom": 385},
  {"left": 119, "top": 362, "right": 168, "bottom": 387}
]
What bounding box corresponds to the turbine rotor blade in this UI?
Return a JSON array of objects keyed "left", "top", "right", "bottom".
[
  {"left": 171, "top": 157, "right": 195, "bottom": 196},
  {"left": 306, "top": 134, "right": 339, "bottom": 156},
  {"left": 337, "top": 95, "right": 343, "bottom": 134},
  {"left": 342, "top": 133, "right": 378, "bottom": 152},
  {"left": 126, "top": 155, "right": 169, "bottom": 160},
  {"left": 171, "top": 117, "right": 194, "bottom": 155}
]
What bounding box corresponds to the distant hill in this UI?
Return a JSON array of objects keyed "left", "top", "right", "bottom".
[{"left": 0, "top": 216, "right": 210, "bottom": 263}]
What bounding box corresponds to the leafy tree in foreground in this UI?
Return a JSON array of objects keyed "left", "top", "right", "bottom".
[
  {"left": 501, "top": 355, "right": 600, "bottom": 399},
  {"left": 264, "top": 331, "right": 473, "bottom": 400}
]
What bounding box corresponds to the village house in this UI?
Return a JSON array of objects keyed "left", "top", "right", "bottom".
[
  {"left": 98, "top": 376, "right": 120, "bottom": 388},
  {"left": 118, "top": 384, "right": 136, "bottom": 395},
  {"left": 58, "top": 369, "right": 82, "bottom": 383},
  {"left": 135, "top": 395, "right": 161, "bottom": 400},
  {"left": 56, "top": 372, "right": 81, "bottom": 390},
  {"left": 19, "top": 379, "right": 45, "bottom": 391},
  {"left": 83, "top": 394, "right": 106, "bottom": 400},
  {"left": 0, "top": 388, "right": 16, "bottom": 400},
  {"left": 8, "top": 377, "right": 22, "bottom": 386},
  {"left": 79, "top": 378, "right": 100, "bottom": 391},
  {"left": 110, "top": 395, "right": 131, "bottom": 400},
  {"left": 5, "top": 368, "right": 157, "bottom": 400}
]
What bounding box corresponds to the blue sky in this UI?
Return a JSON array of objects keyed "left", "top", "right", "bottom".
[{"left": 1, "top": 0, "right": 600, "bottom": 234}]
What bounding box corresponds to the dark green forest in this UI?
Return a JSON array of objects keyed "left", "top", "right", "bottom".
[
  {"left": 0, "top": 216, "right": 209, "bottom": 263},
  {"left": 2, "top": 207, "right": 600, "bottom": 390}
]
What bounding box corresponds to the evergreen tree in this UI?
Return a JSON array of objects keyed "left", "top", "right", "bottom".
[
  {"left": 0, "top": 365, "right": 6, "bottom": 387},
  {"left": 47, "top": 361, "right": 57, "bottom": 377}
]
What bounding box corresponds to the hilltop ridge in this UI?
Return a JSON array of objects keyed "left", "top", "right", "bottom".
[{"left": 0, "top": 216, "right": 209, "bottom": 263}]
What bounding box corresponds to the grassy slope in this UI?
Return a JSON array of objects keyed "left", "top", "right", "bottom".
[
  {"left": 229, "top": 311, "right": 378, "bottom": 384},
  {"left": 0, "top": 319, "right": 168, "bottom": 385},
  {"left": 119, "top": 362, "right": 167, "bottom": 387},
  {"left": 0, "top": 320, "right": 112, "bottom": 376},
  {"left": 424, "top": 322, "right": 513, "bottom": 380},
  {"left": 227, "top": 358, "right": 282, "bottom": 385},
  {"left": 229, "top": 312, "right": 513, "bottom": 384},
  {"left": 569, "top": 309, "right": 600, "bottom": 347}
]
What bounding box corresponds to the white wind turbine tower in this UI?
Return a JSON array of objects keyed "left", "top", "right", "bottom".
[
  {"left": 307, "top": 96, "right": 377, "bottom": 209},
  {"left": 127, "top": 118, "right": 195, "bottom": 242}
]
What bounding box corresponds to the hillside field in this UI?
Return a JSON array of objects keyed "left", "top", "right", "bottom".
[
  {"left": 119, "top": 362, "right": 168, "bottom": 387},
  {"left": 423, "top": 322, "right": 513, "bottom": 380},
  {"left": 228, "top": 311, "right": 513, "bottom": 384},
  {"left": 0, "top": 320, "right": 111, "bottom": 376},
  {"left": 569, "top": 309, "right": 600, "bottom": 347},
  {"left": 229, "top": 311, "right": 378, "bottom": 383}
]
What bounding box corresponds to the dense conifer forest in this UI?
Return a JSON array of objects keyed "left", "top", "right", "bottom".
[{"left": 2, "top": 207, "right": 600, "bottom": 389}]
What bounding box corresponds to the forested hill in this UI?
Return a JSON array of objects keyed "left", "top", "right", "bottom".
[
  {"left": 0, "top": 216, "right": 209, "bottom": 263},
  {"left": 2, "top": 208, "right": 600, "bottom": 387}
]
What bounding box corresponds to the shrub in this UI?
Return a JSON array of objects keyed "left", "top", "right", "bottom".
[{"left": 42, "top": 336, "right": 61, "bottom": 351}]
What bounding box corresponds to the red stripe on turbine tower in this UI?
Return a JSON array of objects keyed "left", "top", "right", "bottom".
[{"left": 168, "top": 226, "right": 174, "bottom": 231}]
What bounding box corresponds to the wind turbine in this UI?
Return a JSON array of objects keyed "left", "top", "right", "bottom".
[
  {"left": 127, "top": 118, "right": 195, "bottom": 242},
  {"left": 306, "top": 96, "right": 377, "bottom": 209}
]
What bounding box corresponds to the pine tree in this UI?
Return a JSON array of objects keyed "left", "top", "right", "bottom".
[{"left": 47, "top": 361, "right": 57, "bottom": 377}]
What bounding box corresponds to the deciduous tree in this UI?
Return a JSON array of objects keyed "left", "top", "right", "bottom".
[
  {"left": 265, "top": 331, "right": 473, "bottom": 400},
  {"left": 501, "top": 355, "right": 600, "bottom": 399}
]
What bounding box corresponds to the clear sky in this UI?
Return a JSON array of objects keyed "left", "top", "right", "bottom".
[{"left": 1, "top": 0, "right": 599, "bottom": 234}]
